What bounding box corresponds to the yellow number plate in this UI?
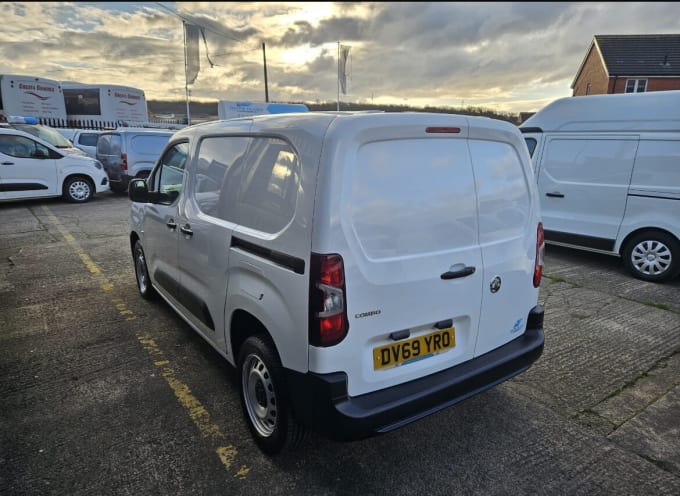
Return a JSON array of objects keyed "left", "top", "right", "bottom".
[{"left": 373, "top": 328, "right": 456, "bottom": 370}]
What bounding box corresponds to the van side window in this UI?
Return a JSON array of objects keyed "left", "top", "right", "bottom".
[
  {"left": 156, "top": 143, "right": 188, "bottom": 204},
  {"left": 544, "top": 138, "right": 637, "bottom": 185},
  {"left": 131, "top": 135, "right": 171, "bottom": 155},
  {"left": 0, "top": 135, "right": 49, "bottom": 159},
  {"left": 232, "top": 138, "right": 300, "bottom": 233},
  {"left": 193, "top": 136, "right": 251, "bottom": 217},
  {"left": 524, "top": 138, "right": 537, "bottom": 157}
]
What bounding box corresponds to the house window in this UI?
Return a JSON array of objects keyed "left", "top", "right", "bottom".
[{"left": 625, "top": 79, "right": 647, "bottom": 93}]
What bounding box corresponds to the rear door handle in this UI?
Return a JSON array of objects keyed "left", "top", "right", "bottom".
[
  {"left": 441, "top": 266, "right": 476, "bottom": 280},
  {"left": 166, "top": 220, "right": 177, "bottom": 230},
  {"left": 1, "top": 161, "right": 14, "bottom": 165},
  {"left": 180, "top": 224, "right": 193, "bottom": 237},
  {"left": 546, "top": 192, "right": 564, "bottom": 198}
]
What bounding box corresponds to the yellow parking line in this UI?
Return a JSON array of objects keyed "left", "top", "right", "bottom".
[{"left": 41, "top": 205, "right": 249, "bottom": 478}]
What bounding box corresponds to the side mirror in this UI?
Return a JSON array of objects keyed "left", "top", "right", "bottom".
[
  {"left": 32, "top": 149, "right": 48, "bottom": 159},
  {"left": 128, "top": 178, "right": 149, "bottom": 203}
]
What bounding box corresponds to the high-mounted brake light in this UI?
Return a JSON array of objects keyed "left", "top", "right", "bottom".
[
  {"left": 309, "top": 253, "right": 348, "bottom": 347},
  {"left": 120, "top": 153, "right": 128, "bottom": 171},
  {"left": 534, "top": 222, "right": 545, "bottom": 287},
  {"left": 426, "top": 127, "right": 461, "bottom": 134}
]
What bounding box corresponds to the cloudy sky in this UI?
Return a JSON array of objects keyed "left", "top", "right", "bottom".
[{"left": 1, "top": 2, "right": 679, "bottom": 114}]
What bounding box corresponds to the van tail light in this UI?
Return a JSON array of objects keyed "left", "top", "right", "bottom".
[
  {"left": 309, "top": 253, "right": 348, "bottom": 347},
  {"left": 534, "top": 222, "right": 545, "bottom": 287},
  {"left": 120, "top": 153, "right": 128, "bottom": 171}
]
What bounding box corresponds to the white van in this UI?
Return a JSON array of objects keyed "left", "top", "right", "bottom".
[
  {"left": 56, "top": 128, "right": 104, "bottom": 158},
  {"left": 521, "top": 91, "right": 680, "bottom": 282},
  {"left": 128, "top": 112, "right": 545, "bottom": 454}
]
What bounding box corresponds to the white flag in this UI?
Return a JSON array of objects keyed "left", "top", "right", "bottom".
[
  {"left": 185, "top": 22, "right": 200, "bottom": 85},
  {"left": 339, "top": 44, "right": 351, "bottom": 94}
]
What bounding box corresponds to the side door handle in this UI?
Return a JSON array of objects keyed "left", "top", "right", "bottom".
[
  {"left": 180, "top": 224, "right": 193, "bottom": 238},
  {"left": 441, "top": 266, "right": 476, "bottom": 280},
  {"left": 1, "top": 161, "right": 14, "bottom": 166},
  {"left": 546, "top": 192, "right": 564, "bottom": 198},
  {"left": 166, "top": 219, "right": 177, "bottom": 230}
]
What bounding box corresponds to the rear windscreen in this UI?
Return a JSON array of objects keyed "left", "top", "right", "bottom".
[
  {"left": 351, "top": 139, "right": 478, "bottom": 259},
  {"left": 78, "top": 133, "right": 99, "bottom": 147}
]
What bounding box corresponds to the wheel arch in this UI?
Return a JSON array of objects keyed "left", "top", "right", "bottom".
[
  {"left": 62, "top": 173, "right": 95, "bottom": 191},
  {"left": 619, "top": 227, "right": 680, "bottom": 255},
  {"left": 230, "top": 309, "right": 278, "bottom": 364},
  {"left": 130, "top": 231, "right": 141, "bottom": 257}
]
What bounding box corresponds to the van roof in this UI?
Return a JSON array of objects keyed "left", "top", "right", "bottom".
[
  {"left": 520, "top": 90, "right": 680, "bottom": 132},
  {"left": 174, "top": 110, "right": 517, "bottom": 140},
  {"left": 102, "top": 127, "right": 175, "bottom": 135}
]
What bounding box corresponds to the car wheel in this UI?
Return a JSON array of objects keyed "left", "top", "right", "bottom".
[
  {"left": 237, "top": 334, "right": 305, "bottom": 455},
  {"left": 622, "top": 230, "right": 680, "bottom": 283},
  {"left": 63, "top": 176, "right": 94, "bottom": 203},
  {"left": 133, "top": 241, "right": 156, "bottom": 300}
]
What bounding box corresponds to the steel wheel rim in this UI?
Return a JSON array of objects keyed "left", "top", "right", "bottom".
[
  {"left": 135, "top": 249, "right": 148, "bottom": 293},
  {"left": 631, "top": 239, "right": 672, "bottom": 276},
  {"left": 69, "top": 180, "right": 91, "bottom": 201},
  {"left": 242, "top": 353, "right": 277, "bottom": 437}
]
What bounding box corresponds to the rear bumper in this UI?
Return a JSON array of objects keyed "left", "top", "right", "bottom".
[
  {"left": 285, "top": 305, "right": 544, "bottom": 441},
  {"left": 107, "top": 174, "right": 131, "bottom": 187}
]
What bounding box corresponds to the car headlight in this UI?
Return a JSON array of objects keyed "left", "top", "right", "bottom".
[{"left": 93, "top": 160, "right": 103, "bottom": 170}]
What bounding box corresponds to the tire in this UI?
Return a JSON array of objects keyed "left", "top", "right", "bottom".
[
  {"left": 622, "top": 230, "right": 680, "bottom": 283},
  {"left": 63, "top": 176, "right": 94, "bottom": 203},
  {"left": 237, "top": 334, "right": 305, "bottom": 455},
  {"left": 133, "top": 241, "right": 157, "bottom": 300}
]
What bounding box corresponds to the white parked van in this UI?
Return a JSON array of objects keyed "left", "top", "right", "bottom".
[
  {"left": 128, "top": 112, "right": 545, "bottom": 454},
  {"left": 0, "top": 128, "right": 108, "bottom": 203},
  {"left": 521, "top": 91, "right": 680, "bottom": 282}
]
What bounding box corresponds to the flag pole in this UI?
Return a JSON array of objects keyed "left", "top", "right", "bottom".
[
  {"left": 337, "top": 41, "right": 340, "bottom": 111},
  {"left": 183, "top": 20, "right": 191, "bottom": 126}
]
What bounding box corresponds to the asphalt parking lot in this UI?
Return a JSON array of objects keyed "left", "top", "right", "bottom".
[{"left": 1, "top": 192, "right": 679, "bottom": 495}]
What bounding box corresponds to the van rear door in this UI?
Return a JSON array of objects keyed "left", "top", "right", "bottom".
[
  {"left": 312, "top": 114, "right": 484, "bottom": 397},
  {"left": 467, "top": 123, "right": 539, "bottom": 356}
]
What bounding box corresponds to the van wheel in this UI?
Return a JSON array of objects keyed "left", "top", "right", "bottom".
[
  {"left": 622, "top": 231, "right": 680, "bottom": 283},
  {"left": 237, "top": 335, "right": 305, "bottom": 455},
  {"left": 63, "top": 176, "right": 94, "bottom": 203},
  {"left": 133, "top": 241, "right": 156, "bottom": 300}
]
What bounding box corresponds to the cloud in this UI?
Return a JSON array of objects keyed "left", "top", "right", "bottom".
[{"left": 1, "top": 2, "right": 679, "bottom": 114}]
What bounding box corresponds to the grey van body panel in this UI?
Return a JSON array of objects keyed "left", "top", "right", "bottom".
[{"left": 97, "top": 128, "right": 173, "bottom": 189}]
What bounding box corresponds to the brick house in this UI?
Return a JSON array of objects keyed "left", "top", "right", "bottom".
[{"left": 571, "top": 34, "right": 680, "bottom": 96}]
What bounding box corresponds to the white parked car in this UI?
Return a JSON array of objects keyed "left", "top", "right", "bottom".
[
  {"left": 0, "top": 128, "right": 109, "bottom": 203},
  {"left": 129, "top": 111, "right": 545, "bottom": 454}
]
